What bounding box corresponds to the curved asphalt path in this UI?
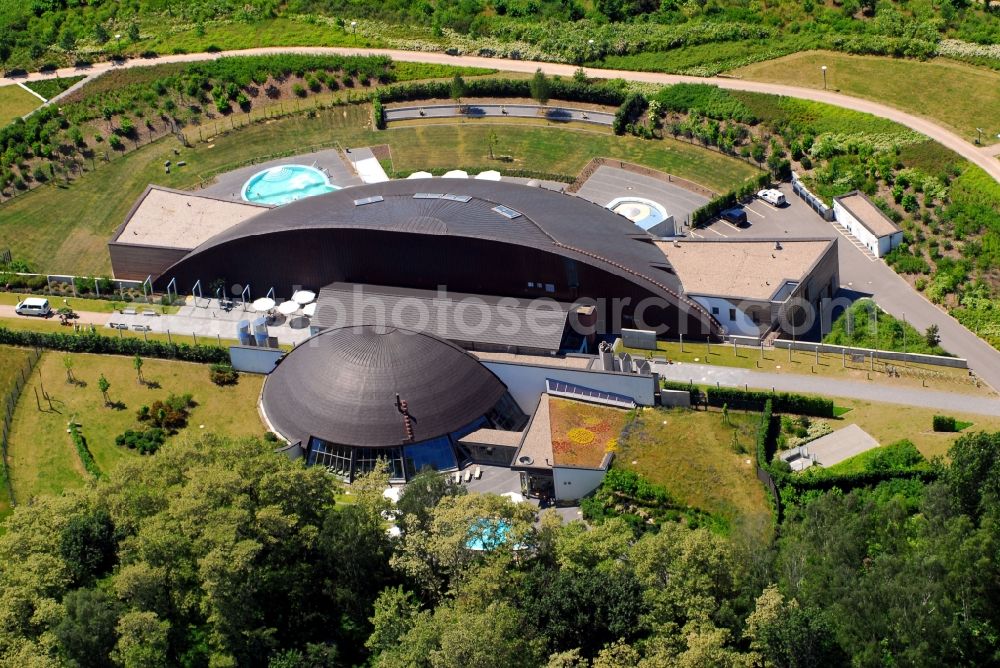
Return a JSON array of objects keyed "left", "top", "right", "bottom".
[{"left": 1, "top": 46, "right": 998, "bottom": 182}]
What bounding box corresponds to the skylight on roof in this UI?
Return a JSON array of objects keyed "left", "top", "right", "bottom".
[
  {"left": 353, "top": 195, "right": 384, "bottom": 206},
  {"left": 441, "top": 194, "right": 472, "bottom": 203},
  {"left": 492, "top": 205, "right": 522, "bottom": 220},
  {"left": 413, "top": 193, "right": 444, "bottom": 199}
]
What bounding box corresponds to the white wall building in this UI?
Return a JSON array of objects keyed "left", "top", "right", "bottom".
[{"left": 832, "top": 191, "right": 904, "bottom": 258}]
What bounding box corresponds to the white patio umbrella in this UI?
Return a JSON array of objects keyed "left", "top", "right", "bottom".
[
  {"left": 501, "top": 491, "right": 526, "bottom": 504},
  {"left": 291, "top": 290, "right": 316, "bottom": 305},
  {"left": 475, "top": 170, "right": 502, "bottom": 181},
  {"left": 383, "top": 487, "right": 401, "bottom": 503},
  {"left": 302, "top": 302, "right": 317, "bottom": 317},
  {"left": 443, "top": 169, "right": 468, "bottom": 179},
  {"left": 277, "top": 300, "right": 299, "bottom": 316},
  {"left": 407, "top": 171, "right": 432, "bottom": 179},
  {"left": 251, "top": 297, "right": 275, "bottom": 313}
]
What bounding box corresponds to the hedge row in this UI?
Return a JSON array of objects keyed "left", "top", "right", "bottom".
[
  {"left": 0, "top": 327, "right": 229, "bottom": 364},
  {"left": 612, "top": 92, "right": 648, "bottom": 135},
  {"left": 69, "top": 424, "right": 101, "bottom": 479},
  {"left": 706, "top": 386, "right": 834, "bottom": 418},
  {"left": 661, "top": 380, "right": 701, "bottom": 404},
  {"left": 372, "top": 94, "right": 386, "bottom": 130},
  {"left": 691, "top": 172, "right": 770, "bottom": 226}
]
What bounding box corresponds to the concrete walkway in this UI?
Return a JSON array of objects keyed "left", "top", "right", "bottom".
[
  {"left": 1, "top": 46, "right": 996, "bottom": 181},
  {"left": 652, "top": 359, "right": 1000, "bottom": 417},
  {"left": 386, "top": 103, "right": 614, "bottom": 126}
]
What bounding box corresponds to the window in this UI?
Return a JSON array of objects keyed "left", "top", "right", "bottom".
[
  {"left": 729, "top": 308, "right": 736, "bottom": 321},
  {"left": 307, "top": 438, "right": 352, "bottom": 479},
  {"left": 545, "top": 283, "right": 555, "bottom": 293},
  {"left": 356, "top": 446, "right": 405, "bottom": 481},
  {"left": 527, "top": 282, "right": 534, "bottom": 288},
  {"left": 404, "top": 436, "right": 457, "bottom": 478},
  {"left": 711, "top": 306, "right": 720, "bottom": 315},
  {"left": 486, "top": 392, "right": 528, "bottom": 431},
  {"left": 752, "top": 311, "right": 760, "bottom": 325}
]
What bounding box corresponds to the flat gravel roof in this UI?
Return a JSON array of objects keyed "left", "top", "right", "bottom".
[
  {"left": 115, "top": 186, "right": 267, "bottom": 249},
  {"left": 657, "top": 238, "right": 834, "bottom": 301}
]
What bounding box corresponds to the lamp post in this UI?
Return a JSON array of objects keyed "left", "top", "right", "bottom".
[
  {"left": 975, "top": 127, "right": 984, "bottom": 145},
  {"left": 114, "top": 33, "right": 121, "bottom": 58},
  {"left": 821, "top": 65, "right": 827, "bottom": 90},
  {"left": 350, "top": 21, "right": 357, "bottom": 44}
]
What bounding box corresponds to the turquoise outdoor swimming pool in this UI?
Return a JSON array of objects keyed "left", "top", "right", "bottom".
[{"left": 241, "top": 164, "right": 339, "bottom": 206}]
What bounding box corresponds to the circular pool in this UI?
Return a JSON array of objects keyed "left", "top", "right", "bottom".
[
  {"left": 241, "top": 164, "right": 339, "bottom": 206},
  {"left": 606, "top": 196, "right": 670, "bottom": 231}
]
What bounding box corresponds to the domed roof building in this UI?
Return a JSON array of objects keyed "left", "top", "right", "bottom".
[{"left": 261, "top": 325, "right": 527, "bottom": 482}]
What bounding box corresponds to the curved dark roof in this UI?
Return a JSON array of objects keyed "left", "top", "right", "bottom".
[
  {"left": 261, "top": 325, "right": 508, "bottom": 448},
  {"left": 173, "top": 179, "right": 688, "bottom": 298}
]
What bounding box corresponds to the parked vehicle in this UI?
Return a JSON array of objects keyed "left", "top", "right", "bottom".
[
  {"left": 14, "top": 297, "right": 51, "bottom": 317},
  {"left": 757, "top": 188, "right": 787, "bottom": 207},
  {"left": 720, "top": 207, "right": 748, "bottom": 226}
]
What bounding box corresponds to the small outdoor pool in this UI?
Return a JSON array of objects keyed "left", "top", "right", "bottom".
[
  {"left": 241, "top": 164, "right": 339, "bottom": 206},
  {"left": 606, "top": 196, "right": 670, "bottom": 232},
  {"left": 465, "top": 519, "right": 512, "bottom": 552}
]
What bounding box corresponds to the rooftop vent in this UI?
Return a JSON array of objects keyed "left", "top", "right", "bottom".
[
  {"left": 441, "top": 193, "right": 472, "bottom": 203},
  {"left": 353, "top": 195, "right": 384, "bottom": 206},
  {"left": 774, "top": 241, "right": 783, "bottom": 251},
  {"left": 413, "top": 193, "right": 444, "bottom": 199},
  {"left": 492, "top": 205, "right": 522, "bottom": 220}
]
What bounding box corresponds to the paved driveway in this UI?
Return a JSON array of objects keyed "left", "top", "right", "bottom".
[{"left": 574, "top": 165, "right": 709, "bottom": 226}]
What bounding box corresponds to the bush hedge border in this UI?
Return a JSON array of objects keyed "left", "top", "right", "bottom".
[
  {"left": 69, "top": 424, "right": 101, "bottom": 479},
  {"left": 0, "top": 328, "right": 229, "bottom": 364}
]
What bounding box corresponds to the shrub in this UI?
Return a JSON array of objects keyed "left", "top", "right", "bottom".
[
  {"left": 263, "top": 431, "right": 279, "bottom": 443},
  {"left": 209, "top": 363, "right": 239, "bottom": 386},
  {"left": 115, "top": 428, "right": 166, "bottom": 455},
  {"left": 292, "top": 83, "right": 306, "bottom": 98},
  {"left": 932, "top": 415, "right": 958, "bottom": 432},
  {"left": 865, "top": 439, "right": 926, "bottom": 472},
  {"left": 612, "top": 92, "right": 647, "bottom": 136}
]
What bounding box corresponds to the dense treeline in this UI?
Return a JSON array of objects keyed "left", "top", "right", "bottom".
[
  {"left": 0, "top": 0, "right": 997, "bottom": 75},
  {"left": 2, "top": 430, "right": 1000, "bottom": 666}
]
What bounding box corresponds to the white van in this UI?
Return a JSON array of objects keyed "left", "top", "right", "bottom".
[
  {"left": 14, "top": 297, "right": 51, "bottom": 317},
  {"left": 757, "top": 189, "right": 787, "bottom": 207}
]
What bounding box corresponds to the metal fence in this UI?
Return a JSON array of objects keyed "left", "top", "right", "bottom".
[{"left": 1, "top": 347, "right": 42, "bottom": 508}]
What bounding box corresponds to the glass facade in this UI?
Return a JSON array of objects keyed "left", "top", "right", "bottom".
[{"left": 303, "top": 391, "right": 528, "bottom": 483}]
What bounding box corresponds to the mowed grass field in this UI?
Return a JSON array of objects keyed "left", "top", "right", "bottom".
[
  {"left": 617, "top": 407, "right": 770, "bottom": 532},
  {"left": 823, "top": 397, "right": 1000, "bottom": 461},
  {"left": 0, "top": 103, "right": 758, "bottom": 276},
  {"left": 732, "top": 51, "right": 1000, "bottom": 145},
  {"left": 0, "top": 85, "right": 41, "bottom": 127},
  {"left": 6, "top": 351, "right": 265, "bottom": 504},
  {"left": 0, "top": 345, "right": 36, "bottom": 523}
]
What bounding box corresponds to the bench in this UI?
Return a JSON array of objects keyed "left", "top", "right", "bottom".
[
  {"left": 133, "top": 324, "right": 152, "bottom": 332},
  {"left": 141, "top": 310, "right": 158, "bottom": 317}
]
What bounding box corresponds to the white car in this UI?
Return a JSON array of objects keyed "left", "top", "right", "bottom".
[
  {"left": 757, "top": 189, "right": 787, "bottom": 207},
  {"left": 14, "top": 297, "right": 52, "bottom": 317}
]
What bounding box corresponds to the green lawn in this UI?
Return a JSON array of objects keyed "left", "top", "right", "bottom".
[
  {"left": 0, "top": 103, "right": 757, "bottom": 276},
  {"left": 617, "top": 406, "right": 770, "bottom": 535},
  {"left": 21, "top": 76, "right": 86, "bottom": 101},
  {"left": 6, "top": 351, "right": 265, "bottom": 504},
  {"left": 0, "top": 315, "right": 241, "bottom": 349},
  {"left": 732, "top": 51, "right": 1000, "bottom": 146},
  {"left": 0, "top": 345, "right": 36, "bottom": 523},
  {"left": 0, "top": 85, "right": 41, "bottom": 127}
]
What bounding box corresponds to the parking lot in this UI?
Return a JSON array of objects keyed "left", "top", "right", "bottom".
[{"left": 689, "top": 183, "right": 837, "bottom": 241}]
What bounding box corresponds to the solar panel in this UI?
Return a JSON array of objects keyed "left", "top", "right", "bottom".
[
  {"left": 492, "top": 205, "right": 522, "bottom": 220},
  {"left": 353, "top": 195, "right": 384, "bottom": 206},
  {"left": 441, "top": 194, "right": 472, "bottom": 202},
  {"left": 413, "top": 193, "right": 444, "bottom": 199},
  {"left": 545, "top": 379, "right": 636, "bottom": 409}
]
